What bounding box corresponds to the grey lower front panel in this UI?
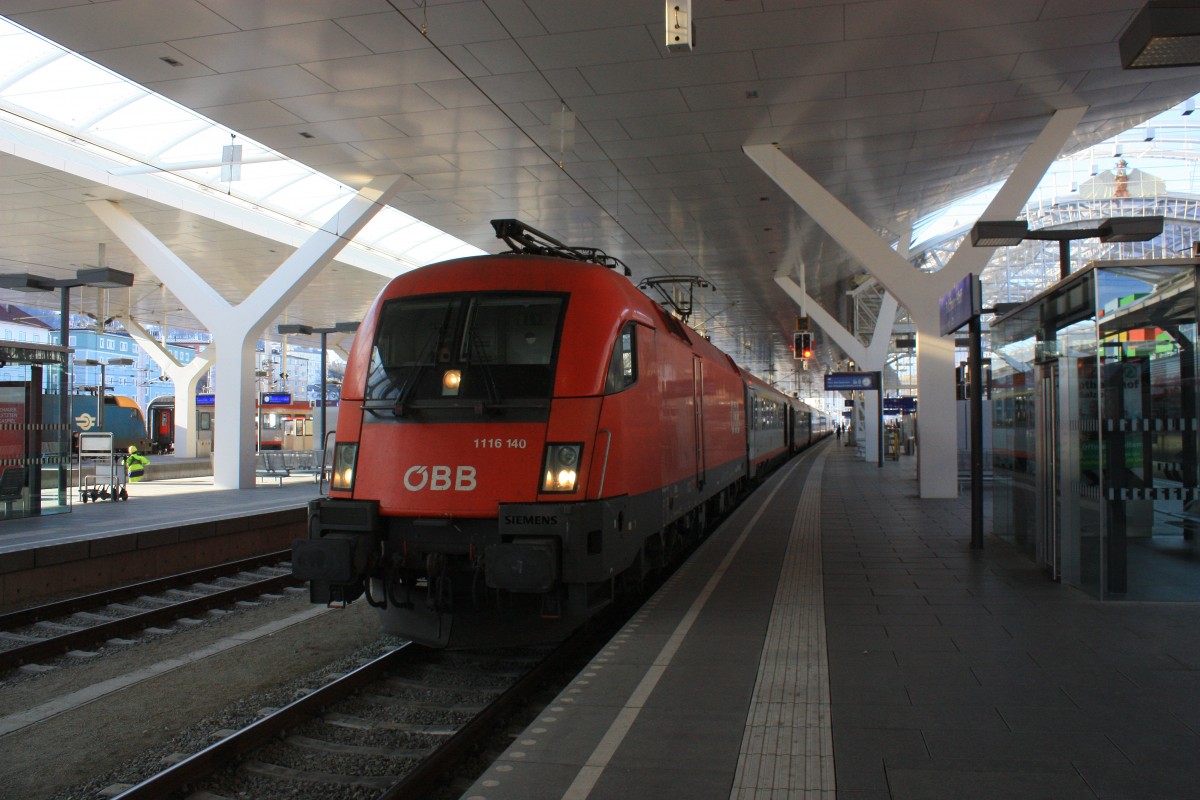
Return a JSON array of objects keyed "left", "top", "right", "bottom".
[{"left": 499, "top": 494, "right": 657, "bottom": 586}]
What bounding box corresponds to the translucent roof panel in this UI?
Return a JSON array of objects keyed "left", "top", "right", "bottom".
[
  {"left": 266, "top": 175, "right": 356, "bottom": 218},
  {"left": 0, "top": 27, "right": 60, "bottom": 77},
  {"left": 0, "top": 16, "right": 483, "bottom": 271},
  {"left": 5, "top": 57, "right": 141, "bottom": 128},
  {"left": 88, "top": 95, "right": 207, "bottom": 156},
  {"left": 155, "top": 125, "right": 275, "bottom": 166}
]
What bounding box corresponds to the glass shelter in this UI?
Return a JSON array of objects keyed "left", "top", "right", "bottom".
[
  {"left": 0, "top": 341, "right": 71, "bottom": 518},
  {"left": 992, "top": 258, "right": 1200, "bottom": 599}
]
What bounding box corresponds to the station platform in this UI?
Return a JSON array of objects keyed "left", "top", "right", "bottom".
[
  {"left": 0, "top": 475, "right": 321, "bottom": 608},
  {"left": 462, "top": 440, "right": 1200, "bottom": 800}
]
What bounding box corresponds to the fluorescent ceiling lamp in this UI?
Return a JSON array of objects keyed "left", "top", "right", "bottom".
[
  {"left": 970, "top": 220, "right": 1030, "bottom": 247},
  {"left": 1099, "top": 215, "right": 1165, "bottom": 241},
  {"left": 76, "top": 267, "right": 134, "bottom": 288},
  {"left": 0, "top": 273, "right": 51, "bottom": 292},
  {"left": 1120, "top": 1, "right": 1200, "bottom": 68}
]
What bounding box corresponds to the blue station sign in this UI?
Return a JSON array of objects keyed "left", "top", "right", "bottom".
[
  {"left": 261, "top": 392, "right": 292, "bottom": 405},
  {"left": 939, "top": 273, "right": 981, "bottom": 336},
  {"left": 883, "top": 397, "right": 917, "bottom": 414},
  {"left": 825, "top": 372, "right": 880, "bottom": 391}
]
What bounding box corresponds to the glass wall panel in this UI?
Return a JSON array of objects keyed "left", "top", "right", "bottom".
[
  {"left": 0, "top": 345, "right": 70, "bottom": 518},
  {"left": 993, "top": 259, "right": 1200, "bottom": 600},
  {"left": 1096, "top": 264, "right": 1199, "bottom": 599},
  {"left": 992, "top": 327, "right": 1038, "bottom": 557}
]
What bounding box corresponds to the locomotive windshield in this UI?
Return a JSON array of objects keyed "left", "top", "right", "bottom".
[{"left": 365, "top": 292, "right": 566, "bottom": 418}]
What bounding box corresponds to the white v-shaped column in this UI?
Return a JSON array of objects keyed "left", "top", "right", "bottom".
[
  {"left": 88, "top": 176, "right": 407, "bottom": 488},
  {"left": 117, "top": 314, "right": 214, "bottom": 458},
  {"left": 776, "top": 275, "right": 898, "bottom": 463},
  {"left": 745, "top": 106, "right": 1085, "bottom": 498}
]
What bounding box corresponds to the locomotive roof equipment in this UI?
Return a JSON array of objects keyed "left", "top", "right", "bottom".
[{"left": 491, "top": 218, "right": 632, "bottom": 275}]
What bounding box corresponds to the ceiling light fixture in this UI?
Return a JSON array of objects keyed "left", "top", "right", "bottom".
[
  {"left": 970, "top": 217, "right": 1164, "bottom": 279},
  {"left": 1119, "top": 1, "right": 1200, "bottom": 69}
]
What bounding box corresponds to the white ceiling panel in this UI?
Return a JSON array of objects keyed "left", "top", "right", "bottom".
[
  {"left": 847, "top": 55, "right": 1022, "bottom": 97},
  {"left": 697, "top": 7, "right": 846, "bottom": 52},
  {"left": 273, "top": 84, "right": 443, "bottom": 123},
  {"left": 398, "top": 1, "right": 513, "bottom": 47},
  {"left": 470, "top": 73, "right": 559, "bottom": 105},
  {"left": 845, "top": 0, "right": 1046, "bottom": 39},
  {"left": 418, "top": 78, "right": 494, "bottom": 109},
  {"left": 681, "top": 77, "right": 849, "bottom": 113},
  {"left": 570, "top": 89, "right": 690, "bottom": 121},
  {"left": 379, "top": 105, "right": 517, "bottom": 137},
  {"left": 6, "top": 0, "right": 235, "bottom": 51},
  {"left": 198, "top": 100, "right": 306, "bottom": 131},
  {"left": 300, "top": 50, "right": 463, "bottom": 92},
  {"left": 195, "top": 0, "right": 392, "bottom": 30},
  {"left": 520, "top": 27, "right": 662, "bottom": 72},
  {"left": 463, "top": 39, "right": 537, "bottom": 75},
  {"left": 326, "top": 11, "right": 434, "bottom": 55},
  {"left": 519, "top": 0, "right": 657, "bottom": 34},
  {"left": 89, "top": 43, "right": 217, "bottom": 83},
  {"left": 351, "top": 131, "right": 497, "bottom": 160},
  {"left": 147, "top": 66, "right": 335, "bottom": 107},
  {"left": 580, "top": 52, "right": 759, "bottom": 95},
  {"left": 754, "top": 34, "right": 938, "bottom": 80},
  {"left": 170, "top": 21, "right": 372, "bottom": 73},
  {"left": 239, "top": 117, "right": 402, "bottom": 150},
  {"left": 931, "top": 13, "right": 1131, "bottom": 62}
]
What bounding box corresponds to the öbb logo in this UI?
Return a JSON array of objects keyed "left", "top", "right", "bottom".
[{"left": 403, "top": 465, "right": 478, "bottom": 492}]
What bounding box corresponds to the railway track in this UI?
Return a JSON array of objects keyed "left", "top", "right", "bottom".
[
  {"left": 109, "top": 632, "right": 594, "bottom": 800},
  {"left": 0, "top": 550, "right": 300, "bottom": 672}
]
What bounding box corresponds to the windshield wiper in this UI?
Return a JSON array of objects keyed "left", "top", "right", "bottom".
[
  {"left": 467, "top": 328, "right": 501, "bottom": 412},
  {"left": 391, "top": 327, "right": 443, "bottom": 417}
]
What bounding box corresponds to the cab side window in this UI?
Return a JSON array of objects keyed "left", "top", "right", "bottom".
[{"left": 605, "top": 322, "right": 638, "bottom": 393}]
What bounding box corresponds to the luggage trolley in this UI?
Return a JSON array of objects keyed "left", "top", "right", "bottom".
[{"left": 78, "top": 431, "right": 128, "bottom": 502}]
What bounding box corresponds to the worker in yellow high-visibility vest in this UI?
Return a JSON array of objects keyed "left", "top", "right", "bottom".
[{"left": 126, "top": 445, "right": 150, "bottom": 483}]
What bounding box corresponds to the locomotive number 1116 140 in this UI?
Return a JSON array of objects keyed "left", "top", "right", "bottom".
[{"left": 474, "top": 438, "right": 527, "bottom": 449}]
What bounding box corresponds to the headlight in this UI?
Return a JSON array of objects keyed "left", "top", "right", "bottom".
[
  {"left": 331, "top": 442, "right": 359, "bottom": 492},
  {"left": 442, "top": 369, "right": 461, "bottom": 396},
  {"left": 541, "top": 443, "right": 582, "bottom": 493}
]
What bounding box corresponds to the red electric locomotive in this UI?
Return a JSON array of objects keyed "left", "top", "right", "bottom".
[{"left": 294, "top": 220, "right": 826, "bottom": 647}]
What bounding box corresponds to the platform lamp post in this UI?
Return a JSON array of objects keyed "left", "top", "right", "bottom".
[
  {"left": 277, "top": 321, "right": 360, "bottom": 451},
  {"left": 970, "top": 216, "right": 1164, "bottom": 281},
  {"left": 0, "top": 268, "right": 134, "bottom": 505}
]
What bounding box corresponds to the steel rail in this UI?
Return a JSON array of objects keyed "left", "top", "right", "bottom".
[
  {"left": 0, "top": 549, "right": 293, "bottom": 628},
  {"left": 0, "top": 555, "right": 299, "bottom": 671},
  {"left": 111, "top": 644, "right": 417, "bottom": 800}
]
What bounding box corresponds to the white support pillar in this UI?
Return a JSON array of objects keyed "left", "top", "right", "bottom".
[
  {"left": 118, "top": 314, "right": 214, "bottom": 458},
  {"left": 88, "top": 175, "right": 406, "bottom": 488},
  {"left": 776, "top": 275, "right": 898, "bottom": 464},
  {"left": 745, "top": 107, "right": 1085, "bottom": 498}
]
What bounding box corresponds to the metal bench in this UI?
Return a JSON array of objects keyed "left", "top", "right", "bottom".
[
  {"left": 278, "top": 450, "right": 325, "bottom": 482},
  {"left": 255, "top": 453, "right": 288, "bottom": 486},
  {"left": 0, "top": 466, "right": 25, "bottom": 517}
]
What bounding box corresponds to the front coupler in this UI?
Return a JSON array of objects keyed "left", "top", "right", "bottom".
[{"left": 292, "top": 498, "right": 381, "bottom": 605}]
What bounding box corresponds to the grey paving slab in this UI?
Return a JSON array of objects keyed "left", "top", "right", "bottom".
[
  {"left": 885, "top": 766, "right": 1096, "bottom": 800},
  {"left": 822, "top": 445, "right": 1200, "bottom": 800}
]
